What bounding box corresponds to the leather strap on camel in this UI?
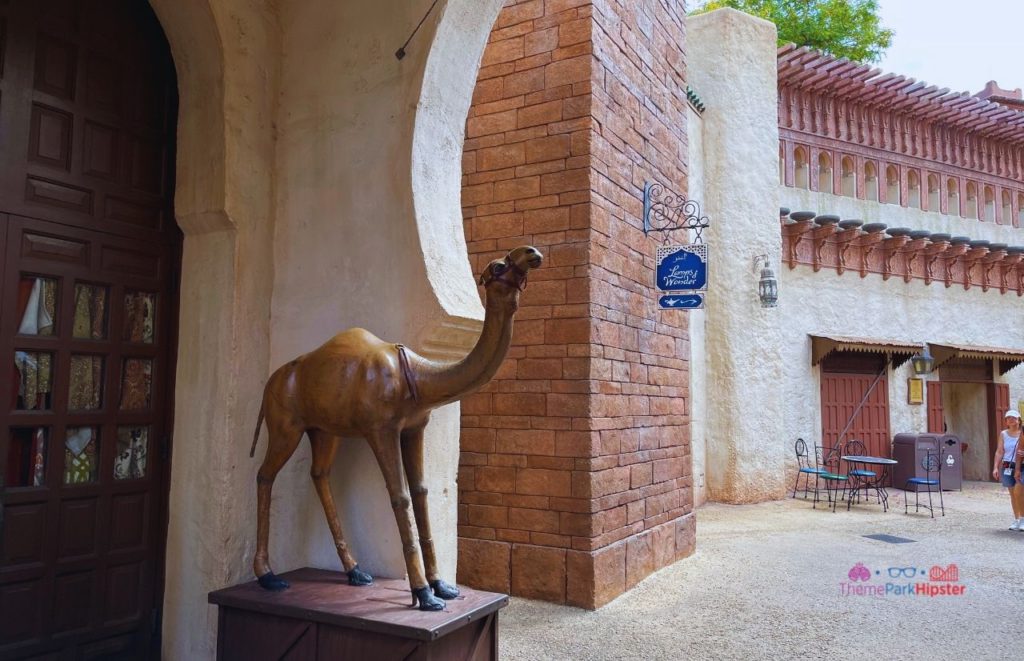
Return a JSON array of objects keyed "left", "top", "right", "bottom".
[{"left": 395, "top": 344, "right": 419, "bottom": 403}]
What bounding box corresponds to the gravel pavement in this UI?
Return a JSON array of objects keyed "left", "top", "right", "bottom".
[{"left": 499, "top": 481, "right": 1024, "bottom": 661}]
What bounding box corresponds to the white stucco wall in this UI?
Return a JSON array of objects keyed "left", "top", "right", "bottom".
[
  {"left": 689, "top": 8, "right": 1024, "bottom": 507},
  {"left": 269, "top": 0, "right": 503, "bottom": 583},
  {"left": 687, "top": 105, "right": 708, "bottom": 507},
  {"left": 688, "top": 8, "right": 784, "bottom": 503},
  {"left": 779, "top": 185, "right": 1024, "bottom": 479},
  {"left": 151, "top": 0, "right": 505, "bottom": 658}
]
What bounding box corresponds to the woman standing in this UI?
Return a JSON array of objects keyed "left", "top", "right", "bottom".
[{"left": 992, "top": 410, "right": 1024, "bottom": 530}]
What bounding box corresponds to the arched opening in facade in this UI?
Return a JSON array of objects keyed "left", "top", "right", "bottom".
[
  {"left": 885, "top": 165, "right": 899, "bottom": 204},
  {"left": 864, "top": 161, "right": 879, "bottom": 201},
  {"left": 817, "top": 152, "right": 833, "bottom": 193},
  {"left": 840, "top": 156, "right": 855, "bottom": 197},
  {"left": 794, "top": 146, "right": 809, "bottom": 189},
  {"left": 965, "top": 182, "right": 979, "bottom": 219},
  {"left": 947, "top": 178, "right": 960, "bottom": 215},
  {"left": 779, "top": 144, "right": 785, "bottom": 185},
  {"left": 0, "top": 2, "right": 180, "bottom": 657},
  {"left": 1002, "top": 190, "right": 1012, "bottom": 225},
  {"left": 983, "top": 186, "right": 995, "bottom": 222},
  {"left": 907, "top": 170, "right": 921, "bottom": 209},
  {"left": 927, "top": 174, "right": 940, "bottom": 212}
]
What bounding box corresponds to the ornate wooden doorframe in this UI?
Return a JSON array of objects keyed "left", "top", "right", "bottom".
[{"left": 0, "top": 1, "right": 180, "bottom": 658}]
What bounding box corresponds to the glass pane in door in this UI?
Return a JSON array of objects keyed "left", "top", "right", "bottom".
[
  {"left": 16, "top": 276, "right": 57, "bottom": 336},
  {"left": 120, "top": 358, "right": 152, "bottom": 410},
  {"left": 69, "top": 355, "right": 104, "bottom": 410},
  {"left": 7, "top": 427, "right": 49, "bottom": 487},
  {"left": 72, "top": 283, "right": 108, "bottom": 340},
  {"left": 13, "top": 350, "right": 54, "bottom": 410},
  {"left": 123, "top": 291, "right": 156, "bottom": 343},
  {"left": 63, "top": 426, "right": 99, "bottom": 485},
  {"left": 115, "top": 426, "right": 149, "bottom": 480}
]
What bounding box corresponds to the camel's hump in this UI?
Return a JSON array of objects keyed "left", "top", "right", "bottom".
[{"left": 316, "top": 327, "right": 391, "bottom": 354}]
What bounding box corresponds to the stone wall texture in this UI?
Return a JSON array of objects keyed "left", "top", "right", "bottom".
[{"left": 458, "top": 0, "right": 694, "bottom": 608}]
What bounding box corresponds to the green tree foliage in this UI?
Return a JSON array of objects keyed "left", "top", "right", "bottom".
[{"left": 691, "top": 0, "right": 894, "bottom": 63}]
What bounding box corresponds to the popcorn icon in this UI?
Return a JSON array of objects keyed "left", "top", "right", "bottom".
[{"left": 848, "top": 562, "right": 871, "bottom": 582}]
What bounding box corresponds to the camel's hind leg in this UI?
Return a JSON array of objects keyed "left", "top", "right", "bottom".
[
  {"left": 253, "top": 414, "right": 304, "bottom": 591},
  {"left": 308, "top": 429, "right": 373, "bottom": 586}
]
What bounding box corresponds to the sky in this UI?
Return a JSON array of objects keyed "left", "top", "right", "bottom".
[{"left": 876, "top": 0, "right": 1023, "bottom": 95}]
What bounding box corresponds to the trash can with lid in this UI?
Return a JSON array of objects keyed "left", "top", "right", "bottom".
[
  {"left": 938, "top": 434, "right": 963, "bottom": 491},
  {"left": 892, "top": 433, "right": 941, "bottom": 492}
]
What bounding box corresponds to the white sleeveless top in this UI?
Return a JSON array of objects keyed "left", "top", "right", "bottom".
[{"left": 1002, "top": 430, "right": 1021, "bottom": 462}]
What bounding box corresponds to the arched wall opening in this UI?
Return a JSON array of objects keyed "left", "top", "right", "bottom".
[
  {"left": 907, "top": 170, "right": 921, "bottom": 209},
  {"left": 818, "top": 152, "right": 833, "bottom": 193},
  {"left": 965, "top": 182, "right": 979, "bottom": 219},
  {"left": 794, "top": 146, "right": 809, "bottom": 189},
  {"left": 983, "top": 186, "right": 995, "bottom": 222},
  {"left": 885, "top": 165, "right": 899, "bottom": 204},
  {"left": 864, "top": 161, "right": 878, "bottom": 201},
  {"left": 947, "top": 178, "right": 960, "bottom": 215},
  {"left": 841, "top": 156, "right": 855, "bottom": 197},
  {"left": 148, "top": 0, "right": 506, "bottom": 657},
  {"left": 927, "top": 174, "right": 940, "bottom": 212}
]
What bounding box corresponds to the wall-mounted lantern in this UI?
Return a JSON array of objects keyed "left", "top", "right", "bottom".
[
  {"left": 753, "top": 254, "right": 778, "bottom": 308},
  {"left": 911, "top": 345, "right": 935, "bottom": 375}
]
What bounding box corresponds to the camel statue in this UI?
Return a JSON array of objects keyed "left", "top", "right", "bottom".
[{"left": 249, "top": 245, "right": 543, "bottom": 611}]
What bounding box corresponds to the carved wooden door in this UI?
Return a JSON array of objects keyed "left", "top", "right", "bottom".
[{"left": 0, "top": 1, "right": 179, "bottom": 658}]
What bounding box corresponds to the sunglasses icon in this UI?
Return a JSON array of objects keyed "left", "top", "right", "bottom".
[{"left": 887, "top": 567, "right": 918, "bottom": 578}]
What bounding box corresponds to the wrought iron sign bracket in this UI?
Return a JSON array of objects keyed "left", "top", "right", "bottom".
[{"left": 643, "top": 181, "right": 711, "bottom": 244}]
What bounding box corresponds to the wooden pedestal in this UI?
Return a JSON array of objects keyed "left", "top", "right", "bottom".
[{"left": 208, "top": 568, "right": 508, "bottom": 661}]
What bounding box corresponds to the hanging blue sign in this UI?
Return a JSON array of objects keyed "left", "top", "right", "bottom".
[
  {"left": 658, "top": 293, "right": 704, "bottom": 310},
  {"left": 656, "top": 244, "right": 708, "bottom": 292}
]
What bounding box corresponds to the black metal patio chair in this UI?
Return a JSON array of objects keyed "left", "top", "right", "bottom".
[
  {"left": 904, "top": 452, "right": 944, "bottom": 517},
  {"left": 792, "top": 438, "right": 825, "bottom": 500},
  {"left": 814, "top": 445, "right": 849, "bottom": 512}
]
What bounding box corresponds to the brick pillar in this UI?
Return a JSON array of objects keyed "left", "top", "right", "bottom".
[{"left": 458, "top": 0, "right": 693, "bottom": 608}]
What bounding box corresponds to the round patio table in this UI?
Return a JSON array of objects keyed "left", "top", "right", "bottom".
[{"left": 841, "top": 455, "right": 898, "bottom": 512}]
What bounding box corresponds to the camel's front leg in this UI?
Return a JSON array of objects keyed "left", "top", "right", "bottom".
[
  {"left": 402, "top": 423, "right": 459, "bottom": 600},
  {"left": 367, "top": 427, "right": 445, "bottom": 611}
]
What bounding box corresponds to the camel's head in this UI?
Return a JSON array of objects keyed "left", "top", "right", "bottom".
[{"left": 478, "top": 246, "right": 544, "bottom": 309}]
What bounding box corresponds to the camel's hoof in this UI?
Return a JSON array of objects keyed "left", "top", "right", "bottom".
[
  {"left": 411, "top": 586, "right": 445, "bottom": 611},
  {"left": 348, "top": 565, "right": 373, "bottom": 586},
  {"left": 429, "top": 579, "right": 460, "bottom": 600},
  {"left": 257, "top": 572, "right": 290, "bottom": 591}
]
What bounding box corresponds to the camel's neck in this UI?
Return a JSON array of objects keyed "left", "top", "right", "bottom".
[{"left": 417, "top": 297, "right": 515, "bottom": 408}]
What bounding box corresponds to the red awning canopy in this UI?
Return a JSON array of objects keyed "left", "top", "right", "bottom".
[
  {"left": 929, "top": 343, "right": 1024, "bottom": 375},
  {"left": 810, "top": 335, "right": 921, "bottom": 368}
]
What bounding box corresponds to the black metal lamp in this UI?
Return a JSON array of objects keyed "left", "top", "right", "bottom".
[
  {"left": 753, "top": 254, "right": 778, "bottom": 308},
  {"left": 911, "top": 345, "right": 934, "bottom": 375}
]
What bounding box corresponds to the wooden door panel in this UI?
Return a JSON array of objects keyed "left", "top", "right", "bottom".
[
  {"left": 820, "top": 372, "right": 892, "bottom": 456},
  {"left": 0, "top": 0, "right": 174, "bottom": 244},
  {"left": 927, "top": 381, "right": 944, "bottom": 433},
  {"left": 0, "top": 4, "right": 177, "bottom": 658},
  {"left": 1, "top": 212, "right": 175, "bottom": 657},
  {"left": 1, "top": 502, "right": 47, "bottom": 567},
  {"left": 0, "top": 578, "right": 45, "bottom": 648}
]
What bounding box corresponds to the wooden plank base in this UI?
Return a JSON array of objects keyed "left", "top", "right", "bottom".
[{"left": 209, "top": 568, "right": 508, "bottom": 661}]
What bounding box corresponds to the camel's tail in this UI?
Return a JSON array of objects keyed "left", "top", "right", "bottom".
[{"left": 250, "top": 400, "right": 265, "bottom": 458}]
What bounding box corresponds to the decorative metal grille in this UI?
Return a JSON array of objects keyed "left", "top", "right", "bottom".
[{"left": 643, "top": 181, "right": 710, "bottom": 243}]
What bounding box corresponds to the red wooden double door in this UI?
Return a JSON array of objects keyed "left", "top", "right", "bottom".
[
  {"left": 819, "top": 353, "right": 891, "bottom": 457},
  {"left": 0, "top": 1, "right": 180, "bottom": 658}
]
